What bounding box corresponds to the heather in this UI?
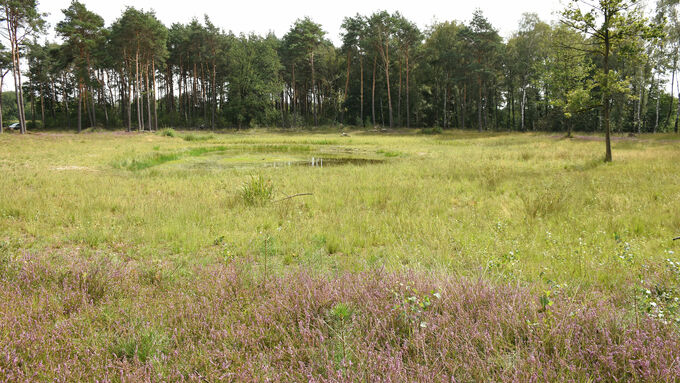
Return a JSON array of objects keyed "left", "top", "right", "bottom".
[
  {"left": 1, "top": 130, "right": 680, "bottom": 381},
  {"left": 1, "top": 252, "right": 679, "bottom": 382}
]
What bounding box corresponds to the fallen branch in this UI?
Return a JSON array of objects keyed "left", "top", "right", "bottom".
[
  {"left": 674, "top": 237, "right": 680, "bottom": 241},
  {"left": 274, "top": 193, "right": 313, "bottom": 203}
]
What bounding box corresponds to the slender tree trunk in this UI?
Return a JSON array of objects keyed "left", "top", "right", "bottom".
[
  {"left": 343, "top": 50, "right": 351, "bottom": 125},
  {"left": 0, "top": 75, "right": 4, "bottom": 134},
  {"left": 178, "top": 62, "right": 183, "bottom": 125},
  {"left": 372, "top": 55, "right": 376, "bottom": 127},
  {"left": 604, "top": 29, "right": 612, "bottom": 162},
  {"left": 521, "top": 86, "right": 526, "bottom": 132},
  {"left": 462, "top": 83, "right": 466, "bottom": 129},
  {"left": 655, "top": 84, "right": 660, "bottom": 133},
  {"left": 360, "top": 55, "right": 364, "bottom": 126},
  {"left": 83, "top": 88, "right": 91, "bottom": 127},
  {"left": 477, "top": 75, "right": 483, "bottom": 132},
  {"left": 443, "top": 82, "right": 448, "bottom": 128},
  {"left": 127, "top": 75, "right": 133, "bottom": 132},
  {"left": 101, "top": 70, "right": 108, "bottom": 128},
  {"left": 77, "top": 84, "right": 82, "bottom": 133},
  {"left": 211, "top": 60, "right": 216, "bottom": 130},
  {"left": 17, "top": 55, "right": 25, "bottom": 133},
  {"left": 311, "top": 53, "right": 317, "bottom": 127},
  {"left": 31, "top": 84, "right": 35, "bottom": 130},
  {"left": 103, "top": 95, "right": 109, "bottom": 129},
  {"left": 406, "top": 53, "right": 410, "bottom": 129},
  {"left": 636, "top": 77, "right": 643, "bottom": 134},
  {"left": 510, "top": 86, "right": 515, "bottom": 130},
  {"left": 291, "top": 63, "right": 296, "bottom": 128},
  {"left": 167, "top": 65, "right": 174, "bottom": 115},
  {"left": 6, "top": 18, "right": 26, "bottom": 134},
  {"left": 136, "top": 50, "right": 143, "bottom": 131},
  {"left": 153, "top": 59, "right": 159, "bottom": 131},
  {"left": 675, "top": 79, "right": 680, "bottom": 134},
  {"left": 90, "top": 87, "right": 96, "bottom": 127},
  {"left": 567, "top": 118, "right": 573, "bottom": 138},
  {"left": 495, "top": 88, "right": 500, "bottom": 130},
  {"left": 398, "top": 57, "right": 402, "bottom": 127},
  {"left": 384, "top": 45, "right": 393, "bottom": 129},
  {"left": 201, "top": 62, "right": 207, "bottom": 124},
  {"left": 50, "top": 79, "right": 56, "bottom": 119},
  {"left": 63, "top": 74, "right": 70, "bottom": 130},
  {"left": 280, "top": 90, "right": 285, "bottom": 128},
  {"left": 193, "top": 63, "right": 197, "bottom": 124},
  {"left": 146, "top": 64, "right": 152, "bottom": 131},
  {"left": 185, "top": 72, "right": 190, "bottom": 124},
  {"left": 666, "top": 57, "right": 677, "bottom": 130},
  {"left": 40, "top": 84, "right": 45, "bottom": 129},
  {"left": 380, "top": 97, "right": 384, "bottom": 125}
]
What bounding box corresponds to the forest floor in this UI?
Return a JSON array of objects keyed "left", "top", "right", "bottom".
[{"left": 1, "top": 129, "right": 680, "bottom": 381}]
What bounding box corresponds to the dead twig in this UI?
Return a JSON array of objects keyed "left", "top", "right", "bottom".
[
  {"left": 274, "top": 193, "right": 313, "bottom": 203},
  {"left": 674, "top": 237, "right": 680, "bottom": 241}
]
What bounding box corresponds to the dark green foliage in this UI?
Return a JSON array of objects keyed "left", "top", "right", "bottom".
[{"left": 3, "top": 2, "right": 677, "bottom": 142}]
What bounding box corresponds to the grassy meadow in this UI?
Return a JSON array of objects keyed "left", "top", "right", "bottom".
[{"left": 1, "top": 129, "right": 680, "bottom": 381}]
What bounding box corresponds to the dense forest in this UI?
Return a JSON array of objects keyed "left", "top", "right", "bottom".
[{"left": 0, "top": 0, "right": 677, "bottom": 142}]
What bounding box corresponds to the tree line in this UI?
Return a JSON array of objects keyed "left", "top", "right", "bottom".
[{"left": 0, "top": 1, "right": 676, "bottom": 151}]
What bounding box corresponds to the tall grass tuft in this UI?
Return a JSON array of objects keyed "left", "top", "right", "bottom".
[
  {"left": 156, "top": 128, "right": 178, "bottom": 137},
  {"left": 182, "top": 133, "right": 215, "bottom": 141},
  {"left": 240, "top": 175, "right": 274, "bottom": 206},
  {"left": 111, "top": 327, "right": 169, "bottom": 363}
]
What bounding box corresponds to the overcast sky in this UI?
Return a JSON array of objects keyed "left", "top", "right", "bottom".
[{"left": 40, "top": 0, "right": 566, "bottom": 44}]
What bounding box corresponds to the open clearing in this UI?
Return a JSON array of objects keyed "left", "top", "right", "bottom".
[{"left": 1, "top": 130, "right": 680, "bottom": 381}]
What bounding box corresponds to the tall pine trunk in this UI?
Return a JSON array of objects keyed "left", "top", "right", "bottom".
[
  {"left": 604, "top": 30, "right": 612, "bottom": 162},
  {"left": 406, "top": 53, "right": 410, "bottom": 129},
  {"left": 40, "top": 84, "right": 45, "bottom": 129},
  {"left": 521, "top": 86, "right": 526, "bottom": 132},
  {"left": 384, "top": 44, "right": 393, "bottom": 129},
  {"left": 291, "top": 63, "right": 296, "bottom": 127},
  {"left": 136, "top": 49, "right": 142, "bottom": 131},
  {"left": 477, "top": 75, "right": 483, "bottom": 132},
  {"left": 311, "top": 53, "right": 317, "bottom": 127},
  {"left": 127, "top": 74, "right": 133, "bottom": 132},
  {"left": 0, "top": 74, "right": 4, "bottom": 134},
  {"left": 343, "top": 50, "right": 351, "bottom": 125},
  {"left": 146, "top": 64, "right": 152, "bottom": 131},
  {"left": 675, "top": 79, "right": 680, "bottom": 134},
  {"left": 397, "top": 57, "right": 402, "bottom": 127},
  {"left": 371, "top": 55, "right": 376, "bottom": 127},
  {"left": 211, "top": 60, "right": 216, "bottom": 130},
  {"left": 360, "top": 55, "right": 364, "bottom": 126},
  {"left": 153, "top": 59, "right": 159, "bottom": 131},
  {"left": 77, "top": 84, "right": 82, "bottom": 133}
]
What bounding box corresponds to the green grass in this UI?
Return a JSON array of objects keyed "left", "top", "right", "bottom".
[
  {"left": 1, "top": 129, "right": 679, "bottom": 288},
  {"left": 2, "top": 129, "right": 680, "bottom": 380}
]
